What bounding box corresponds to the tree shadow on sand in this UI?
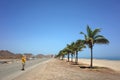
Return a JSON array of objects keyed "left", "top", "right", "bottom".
[
  {"left": 65, "top": 60, "right": 117, "bottom": 74},
  {"left": 79, "top": 66, "right": 107, "bottom": 69},
  {"left": 79, "top": 65, "right": 116, "bottom": 74}
]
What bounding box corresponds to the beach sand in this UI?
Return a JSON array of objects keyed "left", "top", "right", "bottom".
[
  {"left": 13, "top": 58, "right": 120, "bottom": 80},
  {"left": 78, "top": 58, "right": 120, "bottom": 71}
]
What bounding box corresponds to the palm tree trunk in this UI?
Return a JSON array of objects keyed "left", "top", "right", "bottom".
[
  {"left": 75, "top": 51, "right": 78, "bottom": 64},
  {"left": 90, "top": 46, "right": 93, "bottom": 68},
  {"left": 71, "top": 53, "right": 73, "bottom": 62},
  {"left": 62, "top": 55, "right": 63, "bottom": 60},
  {"left": 68, "top": 53, "right": 69, "bottom": 62}
]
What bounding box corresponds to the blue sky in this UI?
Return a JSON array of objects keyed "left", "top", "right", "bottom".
[{"left": 0, "top": 0, "right": 120, "bottom": 59}]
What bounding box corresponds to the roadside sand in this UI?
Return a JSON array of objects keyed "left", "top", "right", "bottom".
[{"left": 13, "top": 58, "right": 120, "bottom": 80}]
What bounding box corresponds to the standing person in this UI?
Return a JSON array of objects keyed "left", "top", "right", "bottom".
[{"left": 21, "top": 55, "right": 26, "bottom": 70}]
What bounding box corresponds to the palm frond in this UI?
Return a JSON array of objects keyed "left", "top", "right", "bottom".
[
  {"left": 80, "top": 32, "right": 87, "bottom": 40},
  {"left": 94, "top": 35, "right": 105, "bottom": 39},
  {"left": 87, "top": 25, "right": 92, "bottom": 37},
  {"left": 94, "top": 38, "right": 109, "bottom": 44},
  {"left": 92, "top": 28, "right": 101, "bottom": 37}
]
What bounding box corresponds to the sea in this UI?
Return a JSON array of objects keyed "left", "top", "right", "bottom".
[{"left": 78, "top": 57, "right": 120, "bottom": 61}]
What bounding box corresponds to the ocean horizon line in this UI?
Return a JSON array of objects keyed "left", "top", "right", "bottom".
[
  {"left": 64, "top": 56, "right": 120, "bottom": 61},
  {"left": 78, "top": 57, "right": 120, "bottom": 61}
]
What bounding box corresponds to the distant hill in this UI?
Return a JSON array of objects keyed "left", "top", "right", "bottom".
[
  {"left": 0, "top": 50, "right": 25, "bottom": 59},
  {"left": 0, "top": 50, "right": 16, "bottom": 59},
  {"left": 36, "top": 54, "right": 46, "bottom": 58},
  {"left": 0, "top": 50, "right": 53, "bottom": 59},
  {"left": 36, "top": 54, "right": 54, "bottom": 58}
]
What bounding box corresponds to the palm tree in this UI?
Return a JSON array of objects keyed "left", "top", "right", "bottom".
[
  {"left": 56, "top": 50, "right": 64, "bottom": 60},
  {"left": 80, "top": 25, "right": 109, "bottom": 68},
  {"left": 64, "top": 45, "right": 72, "bottom": 62},
  {"left": 69, "top": 42, "right": 75, "bottom": 62},
  {"left": 56, "top": 49, "right": 67, "bottom": 60},
  {"left": 74, "top": 40, "right": 85, "bottom": 64}
]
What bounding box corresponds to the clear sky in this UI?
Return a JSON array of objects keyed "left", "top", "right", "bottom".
[{"left": 0, "top": 0, "right": 120, "bottom": 59}]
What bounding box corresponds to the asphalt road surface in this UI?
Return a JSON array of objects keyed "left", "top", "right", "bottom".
[{"left": 0, "top": 58, "right": 50, "bottom": 80}]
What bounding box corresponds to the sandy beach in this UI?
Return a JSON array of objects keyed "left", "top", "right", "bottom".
[
  {"left": 12, "top": 58, "right": 120, "bottom": 80},
  {"left": 78, "top": 58, "right": 120, "bottom": 71}
]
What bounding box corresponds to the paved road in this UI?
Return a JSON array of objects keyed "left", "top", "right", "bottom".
[{"left": 0, "top": 58, "right": 50, "bottom": 80}]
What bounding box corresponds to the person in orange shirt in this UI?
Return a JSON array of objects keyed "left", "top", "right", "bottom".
[{"left": 21, "top": 55, "right": 26, "bottom": 70}]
